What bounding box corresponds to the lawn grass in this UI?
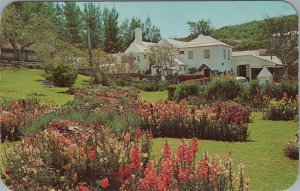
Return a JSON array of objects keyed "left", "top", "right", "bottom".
[
  {"left": 152, "top": 112, "right": 298, "bottom": 191},
  {"left": 139, "top": 90, "right": 168, "bottom": 102},
  {"left": 0, "top": 69, "right": 298, "bottom": 190},
  {"left": 0, "top": 68, "right": 90, "bottom": 105}
]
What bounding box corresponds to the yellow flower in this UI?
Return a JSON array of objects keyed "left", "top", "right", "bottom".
[
  {"left": 60, "top": 176, "right": 65, "bottom": 182},
  {"left": 73, "top": 172, "right": 77, "bottom": 181},
  {"left": 143, "top": 153, "right": 148, "bottom": 158}
]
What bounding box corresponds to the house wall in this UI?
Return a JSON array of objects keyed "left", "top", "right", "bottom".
[
  {"left": 177, "top": 45, "right": 232, "bottom": 73},
  {"left": 231, "top": 55, "right": 283, "bottom": 81},
  {"left": 134, "top": 52, "right": 150, "bottom": 73}
]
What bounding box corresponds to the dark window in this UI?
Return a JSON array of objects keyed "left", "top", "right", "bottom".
[
  {"left": 204, "top": 49, "right": 210, "bottom": 58},
  {"left": 180, "top": 51, "right": 185, "bottom": 54}
]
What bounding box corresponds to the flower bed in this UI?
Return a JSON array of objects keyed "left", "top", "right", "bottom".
[
  {"left": 263, "top": 94, "right": 298, "bottom": 121},
  {"left": 0, "top": 100, "right": 48, "bottom": 142},
  {"left": 140, "top": 100, "right": 250, "bottom": 141},
  {"left": 3, "top": 125, "right": 248, "bottom": 191}
]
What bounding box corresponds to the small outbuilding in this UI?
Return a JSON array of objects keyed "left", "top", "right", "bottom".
[{"left": 257, "top": 67, "right": 273, "bottom": 84}]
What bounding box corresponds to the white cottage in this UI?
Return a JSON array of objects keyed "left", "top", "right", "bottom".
[
  {"left": 231, "top": 50, "right": 283, "bottom": 81},
  {"left": 257, "top": 67, "right": 273, "bottom": 84}
]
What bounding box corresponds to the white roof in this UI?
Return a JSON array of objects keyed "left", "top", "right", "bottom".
[
  {"left": 160, "top": 34, "right": 231, "bottom": 48},
  {"left": 163, "top": 39, "right": 188, "bottom": 47},
  {"left": 232, "top": 50, "right": 282, "bottom": 66},
  {"left": 174, "top": 58, "right": 187, "bottom": 66},
  {"left": 125, "top": 41, "right": 155, "bottom": 53},
  {"left": 186, "top": 34, "right": 231, "bottom": 48}
]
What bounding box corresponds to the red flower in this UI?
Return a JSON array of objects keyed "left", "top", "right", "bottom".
[
  {"left": 78, "top": 182, "right": 91, "bottom": 191},
  {"left": 130, "top": 147, "right": 141, "bottom": 171},
  {"left": 100, "top": 177, "right": 109, "bottom": 188},
  {"left": 135, "top": 127, "right": 141, "bottom": 141},
  {"left": 5, "top": 167, "right": 12, "bottom": 175},
  {"left": 89, "top": 150, "right": 96, "bottom": 161}
]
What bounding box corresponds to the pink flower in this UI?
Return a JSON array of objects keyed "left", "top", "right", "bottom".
[{"left": 100, "top": 177, "right": 109, "bottom": 188}]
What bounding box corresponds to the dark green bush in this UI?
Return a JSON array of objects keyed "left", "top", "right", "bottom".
[
  {"left": 262, "top": 80, "right": 298, "bottom": 99},
  {"left": 45, "top": 61, "right": 78, "bottom": 87},
  {"left": 206, "top": 78, "right": 242, "bottom": 101},
  {"left": 174, "top": 83, "right": 199, "bottom": 102}
]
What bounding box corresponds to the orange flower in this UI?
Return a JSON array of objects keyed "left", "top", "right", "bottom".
[{"left": 100, "top": 177, "right": 109, "bottom": 188}]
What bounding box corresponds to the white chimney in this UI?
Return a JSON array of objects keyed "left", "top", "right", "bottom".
[{"left": 134, "top": 28, "right": 142, "bottom": 44}]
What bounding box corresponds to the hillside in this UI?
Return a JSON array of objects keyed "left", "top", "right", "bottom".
[{"left": 211, "top": 14, "right": 298, "bottom": 51}]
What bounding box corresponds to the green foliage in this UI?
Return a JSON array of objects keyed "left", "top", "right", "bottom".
[
  {"left": 102, "top": 7, "right": 120, "bottom": 53},
  {"left": 0, "top": 3, "right": 58, "bottom": 61},
  {"left": 211, "top": 14, "right": 297, "bottom": 51},
  {"left": 63, "top": 2, "right": 83, "bottom": 45},
  {"left": 174, "top": 83, "right": 199, "bottom": 102},
  {"left": 45, "top": 60, "right": 78, "bottom": 87},
  {"left": 261, "top": 81, "right": 298, "bottom": 99},
  {"left": 206, "top": 78, "right": 242, "bottom": 101},
  {"left": 186, "top": 19, "right": 214, "bottom": 39},
  {"left": 83, "top": 3, "right": 103, "bottom": 49}
]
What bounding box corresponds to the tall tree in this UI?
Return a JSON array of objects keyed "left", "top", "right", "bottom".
[
  {"left": 83, "top": 3, "right": 103, "bottom": 49},
  {"left": 102, "top": 7, "right": 120, "bottom": 53},
  {"left": 63, "top": 2, "right": 83, "bottom": 46},
  {"left": 143, "top": 15, "right": 161, "bottom": 43},
  {"left": 0, "top": 3, "right": 57, "bottom": 61},
  {"left": 119, "top": 16, "right": 161, "bottom": 51},
  {"left": 186, "top": 19, "right": 214, "bottom": 39},
  {"left": 147, "top": 43, "right": 178, "bottom": 77},
  {"left": 261, "top": 15, "right": 298, "bottom": 80}
]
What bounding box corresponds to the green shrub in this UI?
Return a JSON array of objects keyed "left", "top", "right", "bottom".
[
  {"left": 206, "top": 78, "right": 243, "bottom": 101},
  {"left": 261, "top": 80, "right": 298, "bottom": 99},
  {"left": 45, "top": 60, "right": 78, "bottom": 87},
  {"left": 174, "top": 83, "right": 199, "bottom": 102}
]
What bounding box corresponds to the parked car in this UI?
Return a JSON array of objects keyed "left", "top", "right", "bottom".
[{"left": 235, "top": 76, "right": 249, "bottom": 86}]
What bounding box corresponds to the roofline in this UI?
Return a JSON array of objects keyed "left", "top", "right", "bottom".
[{"left": 232, "top": 54, "right": 282, "bottom": 65}]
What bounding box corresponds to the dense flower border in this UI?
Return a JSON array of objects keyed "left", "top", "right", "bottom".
[{"left": 3, "top": 125, "right": 248, "bottom": 191}]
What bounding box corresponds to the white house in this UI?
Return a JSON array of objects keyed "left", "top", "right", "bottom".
[
  {"left": 113, "top": 28, "right": 283, "bottom": 81},
  {"left": 115, "top": 28, "right": 232, "bottom": 77},
  {"left": 231, "top": 50, "right": 283, "bottom": 82}
]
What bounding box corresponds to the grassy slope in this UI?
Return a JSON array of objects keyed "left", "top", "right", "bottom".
[
  {"left": 139, "top": 90, "right": 168, "bottom": 103},
  {"left": 152, "top": 113, "right": 298, "bottom": 191},
  {"left": 0, "top": 68, "right": 90, "bottom": 105},
  {"left": 211, "top": 14, "right": 297, "bottom": 50}
]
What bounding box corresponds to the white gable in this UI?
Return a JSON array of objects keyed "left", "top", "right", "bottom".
[{"left": 257, "top": 67, "right": 273, "bottom": 78}]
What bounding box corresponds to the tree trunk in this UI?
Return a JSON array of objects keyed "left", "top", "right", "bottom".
[
  {"left": 283, "top": 65, "right": 289, "bottom": 81},
  {"left": 10, "top": 39, "right": 20, "bottom": 61}
]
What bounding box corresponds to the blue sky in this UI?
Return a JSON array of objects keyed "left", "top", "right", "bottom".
[{"left": 79, "top": 1, "right": 297, "bottom": 38}]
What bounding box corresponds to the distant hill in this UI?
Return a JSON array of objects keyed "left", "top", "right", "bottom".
[{"left": 211, "top": 14, "right": 297, "bottom": 51}]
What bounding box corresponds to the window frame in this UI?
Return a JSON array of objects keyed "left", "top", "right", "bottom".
[
  {"left": 188, "top": 51, "right": 193, "bottom": 59},
  {"left": 204, "top": 49, "right": 210, "bottom": 58}
]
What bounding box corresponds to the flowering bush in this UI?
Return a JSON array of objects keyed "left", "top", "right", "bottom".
[
  {"left": 3, "top": 121, "right": 249, "bottom": 191},
  {"left": 117, "top": 139, "right": 248, "bottom": 191},
  {"left": 263, "top": 94, "right": 298, "bottom": 120},
  {"left": 0, "top": 100, "right": 47, "bottom": 142},
  {"left": 210, "top": 101, "right": 251, "bottom": 125},
  {"left": 283, "top": 133, "right": 299, "bottom": 160},
  {"left": 140, "top": 100, "right": 250, "bottom": 141},
  {"left": 3, "top": 120, "right": 128, "bottom": 190}
]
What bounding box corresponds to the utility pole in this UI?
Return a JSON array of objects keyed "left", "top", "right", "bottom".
[{"left": 88, "top": 28, "right": 92, "bottom": 67}]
